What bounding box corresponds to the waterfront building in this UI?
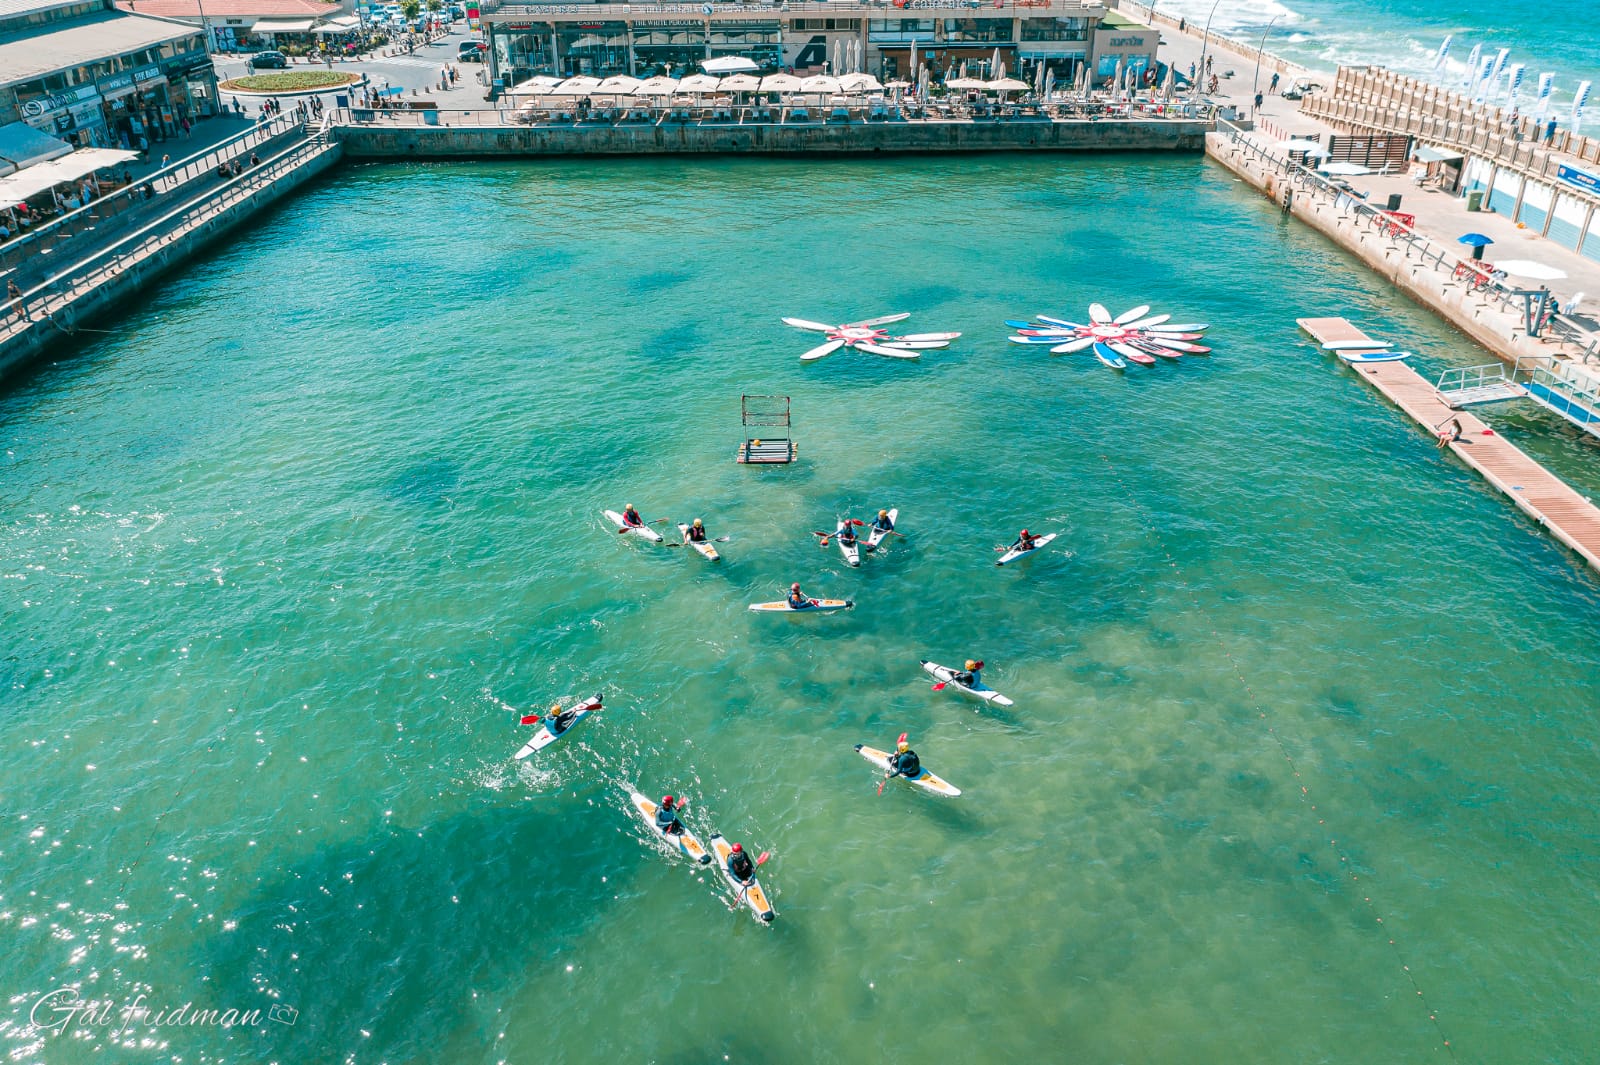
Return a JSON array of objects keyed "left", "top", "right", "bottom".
[
  {"left": 116, "top": 0, "right": 351, "bottom": 55},
  {"left": 0, "top": 0, "right": 218, "bottom": 149},
  {"left": 477, "top": 0, "right": 1154, "bottom": 90}
]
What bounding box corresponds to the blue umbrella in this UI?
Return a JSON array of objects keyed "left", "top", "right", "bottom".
[{"left": 1459, "top": 232, "right": 1494, "bottom": 260}]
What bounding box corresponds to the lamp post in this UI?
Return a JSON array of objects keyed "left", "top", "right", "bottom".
[
  {"left": 1194, "top": 0, "right": 1221, "bottom": 97},
  {"left": 1251, "top": 14, "right": 1282, "bottom": 105}
]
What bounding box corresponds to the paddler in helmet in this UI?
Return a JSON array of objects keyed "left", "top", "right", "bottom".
[
  {"left": 786, "top": 582, "right": 810, "bottom": 609},
  {"left": 546, "top": 695, "right": 594, "bottom": 735},
  {"left": 1014, "top": 528, "right": 1038, "bottom": 552},
  {"left": 620, "top": 504, "right": 644, "bottom": 529},
  {"left": 725, "top": 841, "right": 756, "bottom": 883},
  {"left": 655, "top": 794, "right": 686, "bottom": 836},
  {"left": 683, "top": 518, "right": 709, "bottom": 544},
  {"left": 952, "top": 659, "right": 983, "bottom": 687},
  {"left": 885, "top": 735, "right": 921, "bottom": 781},
  {"left": 870, "top": 509, "right": 895, "bottom": 536},
  {"left": 835, "top": 519, "right": 858, "bottom": 547}
]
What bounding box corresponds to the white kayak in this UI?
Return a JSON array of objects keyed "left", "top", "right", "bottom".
[
  {"left": 921, "top": 660, "right": 1014, "bottom": 708},
  {"left": 835, "top": 521, "right": 861, "bottom": 567},
  {"left": 996, "top": 532, "right": 1057, "bottom": 566},
  {"left": 604, "top": 509, "right": 662, "bottom": 543},
  {"left": 709, "top": 834, "right": 775, "bottom": 922},
  {"left": 630, "top": 792, "right": 711, "bottom": 864},
  {"left": 855, "top": 744, "right": 961, "bottom": 797},
  {"left": 749, "top": 598, "right": 853, "bottom": 613},
  {"left": 865, "top": 509, "right": 899, "bottom": 551},
  {"left": 677, "top": 524, "right": 720, "bottom": 561},
  {"left": 514, "top": 695, "right": 602, "bottom": 759}
]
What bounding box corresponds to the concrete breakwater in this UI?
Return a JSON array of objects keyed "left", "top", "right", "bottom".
[{"left": 333, "top": 117, "right": 1211, "bottom": 159}]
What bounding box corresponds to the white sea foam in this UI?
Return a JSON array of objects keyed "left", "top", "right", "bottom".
[{"left": 1154, "top": 0, "right": 1302, "bottom": 34}]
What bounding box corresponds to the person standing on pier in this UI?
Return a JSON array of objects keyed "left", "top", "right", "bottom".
[
  {"left": 1269, "top": 72, "right": 1280, "bottom": 94},
  {"left": 7, "top": 279, "right": 27, "bottom": 323}
]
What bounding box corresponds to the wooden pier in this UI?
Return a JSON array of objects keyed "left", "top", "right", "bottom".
[{"left": 1300, "top": 318, "right": 1600, "bottom": 574}]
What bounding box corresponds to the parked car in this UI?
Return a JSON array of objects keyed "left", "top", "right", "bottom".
[
  {"left": 448, "top": 3, "right": 465, "bottom": 17},
  {"left": 457, "top": 40, "right": 487, "bottom": 61},
  {"left": 252, "top": 50, "right": 288, "bottom": 69}
]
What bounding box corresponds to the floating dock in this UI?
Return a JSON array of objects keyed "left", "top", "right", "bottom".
[{"left": 1299, "top": 317, "right": 1600, "bottom": 574}]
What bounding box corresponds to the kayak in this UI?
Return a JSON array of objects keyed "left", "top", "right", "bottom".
[
  {"left": 709, "top": 834, "right": 776, "bottom": 922},
  {"left": 677, "top": 523, "right": 720, "bottom": 562},
  {"left": 514, "top": 695, "right": 602, "bottom": 759},
  {"left": 835, "top": 521, "right": 861, "bottom": 567},
  {"left": 604, "top": 509, "right": 662, "bottom": 543},
  {"left": 997, "top": 532, "right": 1057, "bottom": 566},
  {"left": 921, "top": 660, "right": 1014, "bottom": 708},
  {"left": 855, "top": 744, "right": 961, "bottom": 797},
  {"left": 630, "top": 792, "right": 711, "bottom": 864},
  {"left": 1338, "top": 349, "right": 1413, "bottom": 364},
  {"left": 749, "top": 598, "right": 853, "bottom": 613},
  {"left": 865, "top": 508, "right": 899, "bottom": 551}
]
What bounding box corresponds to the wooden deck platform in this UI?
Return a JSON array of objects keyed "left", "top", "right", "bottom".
[
  {"left": 1302, "top": 318, "right": 1600, "bottom": 573},
  {"left": 737, "top": 438, "right": 797, "bottom": 464}
]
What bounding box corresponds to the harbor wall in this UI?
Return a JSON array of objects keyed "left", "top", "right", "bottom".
[
  {"left": 334, "top": 119, "right": 1211, "bottom": 158},
  {"left": 0, "top": 144, "right": 343, "bottom": 382},
  {"left": 1205, "top": 132, "right": 1554, "bottom": 367}
]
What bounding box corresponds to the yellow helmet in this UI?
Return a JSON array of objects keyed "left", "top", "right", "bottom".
[
  {"left": 692, "top": 518, "right": 703, "bottom": 527},
  {"left": 965, "top": 660, "right": 978, "bottom": 671},
  {"left": 897, "top": 739, "right": 910, "bottom": 752},
  {"left": 878, "top": 509, "right": 888, "bottom": 518}
]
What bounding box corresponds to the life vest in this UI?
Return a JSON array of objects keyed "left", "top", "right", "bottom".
[
  {"left": 729, "top": 852, "right": 755, "bottom": 880},
  {"left": 623, "top": 510, "right": 642, "bottom": 526},
  {"left": 688, "top": 526, "right": 707, "bottom": 542}
]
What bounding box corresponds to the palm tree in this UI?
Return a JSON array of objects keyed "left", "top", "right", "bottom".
[{"left": 400, "top": 0, "right": 421, "bottom": 22}]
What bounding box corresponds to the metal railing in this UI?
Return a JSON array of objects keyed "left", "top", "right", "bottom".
[
  {"left": 480, "top": 0, "right": 1094, "bottom": 16},
  {"left": 1515, "top": 354, "right": 1600, "bottom": 432},
  {"left": 0, "top": 113, "right": 306, "bottom": 280},
  {"left": 2, "top": 130, "right": 336, "bottom": 343}
]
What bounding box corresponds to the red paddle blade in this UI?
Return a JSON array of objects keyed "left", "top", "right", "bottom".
[
  {"left": 756, "top": 851, "right": 770, "bottom": 866},
  {"left": 931, "top": 683, "right": 947, "bottom": 691},
  {"left": 876, "top": 779, "right": 886, "bottom": 796},
  {"left": 519, "top": 714, "right": 541, "bottom": 725},
  {"left": 849, "top": 519, "right": 866, "bottom": 526},
  {"left": 897, "top": 731, "right": 908, "bottom": 745}
]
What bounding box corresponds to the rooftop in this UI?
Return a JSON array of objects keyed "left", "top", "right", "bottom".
[
  {"left": 116, "top": 0, "right": 334, "bottom": 16},
  {"left": 0, "top": 9, "right": 196, "bottom": 85},
  {"left": 0, "top": 0, "right": 105, "bottom": 19}
]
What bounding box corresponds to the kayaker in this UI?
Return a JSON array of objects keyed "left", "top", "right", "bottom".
[
  {"left": 621, "top": 504, "right": 644, "bottom": 528},
  {"left": 886, "top": 737, "right": 921, "bottom": 781},
  {"left": 836, "top": 522, "right": 858, "bottom": 547},
  {"left": 871, "top": 510, "right": 895, "bottom": 535},
  {"left": 655, "top": 795, "right": 685, "bottom": 836},
  {"left": 684, "top": 518, "right": 708, "bottom": 543},
  {"left": 787, "top": 583, "right": 810, "bottom": 609},
  {"left": 726, "top": 842, "right": 756, "bottom": 883},
  {"left": 546, "top": 701, "right": 576, "bottom": 734},
  {"left": 953, "top": 659, "right": 983, "bottom": 687},
  {"left": 1015, "top": 529, "right": 1038, "bottom": 552}
]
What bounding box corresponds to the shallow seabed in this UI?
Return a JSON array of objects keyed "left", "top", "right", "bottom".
[{"left": 3, "top": 154, "right": 1599, "bottom": 1064}]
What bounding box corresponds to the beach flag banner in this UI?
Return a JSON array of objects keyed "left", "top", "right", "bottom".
[
  {"left": 1574, "top": 81, "right": 1592, "bottom": 135},
  {"left": 1433, "top": 35, "right": 1452, "bottom": 77},
  {"left": 1462, "top": 43, "right": 1482, "bottom": 91},
  {"left": 1487, "top": 48, "right": 1510, "bottom": 92},
  {"left": 1533, "top": 72, "right": 1555, "bottom": 119},
  {"left": 1506, "top": 64, "right": 1526, "bottom": 109},
  {"left": 1471, "top": 56, "right": 1494, "bottom": 103}
]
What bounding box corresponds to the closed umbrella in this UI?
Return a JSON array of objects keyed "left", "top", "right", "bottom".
[
  {"left": 908, "top": 39, "right": 918, "bottom": 84},
  {"left": 1162, "top": 64, "right": 1175, "bottom": 101},
  {"left": 1114, "top": 56, "right": 1124, "bottom": 96},
  {"left": 1457, "top": 232, "right": 1494, "bottom": 261},
  {"left": 1494, "top": 259, "right": 1567, "bottom": 280},
  {"left": 1320, "top": 161, "right": 1372, "bottom": 176},
  {"left": 991, "top": 47, "right": 1001, "bottom": 79},
  {"left": 1044, "top": 69, "right": 1055, "bottom": 101},
  {"left": 832, "top": 39, "right": 841, "bottom": 75}
]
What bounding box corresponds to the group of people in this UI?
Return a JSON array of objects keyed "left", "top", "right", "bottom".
[
  {"left": 653, "top": 795, "right": 758, "bottom": 883},
  {"left": 215, "top": 152, "right": 262, "bottom": 181}
]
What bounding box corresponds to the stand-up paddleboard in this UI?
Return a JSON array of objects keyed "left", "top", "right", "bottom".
[
  {"left": 677, "top": 524, "right": 720, "bottom": 561},
  {"left": 604, "top": 509, "right": 662, "bottom": 542},
  {"left": 921, "top": 660, "right": 1014, "bottom": 708},
  {"left": 514, "top": 695, "right": 602, "bottom": 759},
  {"left": 709, "top": 834, "right": 775, "bottom": 922},
  {"left": 835, "top": 521, "right": 861, "bottom": 567},
  {"left": 1108, "top": 341, "right": 1156, "bottom": 366},
  {"left": 865, "top": 509, "right": 898, "bottom": 551},
  {"left": 855, "top": 744, "right": 961, "bottom": 797},
  {"left": 1338, "top": 350, "right": 1413, "bottom": 364},
  {"left": 1050, "top": 337, "right": 1097, "bottom": 355},
  {"left": 1037, "top": 315, "right": 1087, "bottom": 330},
  {"left": 749, "top": 598, "right": 853, "bottom": 613},
  {"left": 997, "top": 532, "right": 1057, "bottom": 566},
  {"left": 630, "top": 792, "right": 711, "bottom": 864},
  {"left": 1092, "top": 344, "right": 1127, "bottom": 371}
]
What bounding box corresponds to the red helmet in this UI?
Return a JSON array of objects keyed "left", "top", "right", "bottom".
[
  {"left": 791, "top": 582, "right": 801, "bottom": 590},
  {"left": 1021, "top": 529, "right": 1030, "bottom": 537},
  {"left": 661, "top": 795, "right": 675, "bottom": 808},
  {"left": 730, "top": 842, "right": 743, "bottom": 854}
]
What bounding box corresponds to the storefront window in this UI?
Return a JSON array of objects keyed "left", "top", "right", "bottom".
[
  {"left": 1020, "top": 18, "right": 1087, "bottom": 42},
  {"left": 868, "top": 19, "right": 934, "bottom": 43},
  {"left": 940, "top": 19, "right": 1011, "bottom": 43}
]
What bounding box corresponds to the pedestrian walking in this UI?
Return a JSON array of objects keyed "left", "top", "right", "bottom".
[
  {"left": 1545, "top": 118, "right": 1557, "bottom": 143},
  {"left": 7, "top": 279, "right": 27, "bottom": 322},
  {"left": 1269, "top": 71, "right": 1280, "bottom": 93}
]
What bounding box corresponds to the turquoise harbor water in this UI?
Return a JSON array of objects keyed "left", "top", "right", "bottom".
[{"left": 5, "top": 155, "right": 1600, "bottom": 1064}]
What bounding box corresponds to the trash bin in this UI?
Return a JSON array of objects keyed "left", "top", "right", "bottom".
[
  {"left": 423, "top": 109, "right": 439, "bottom": 125},
  {"left": 1385, "top": 193, "right": 1403, "bottom": 211},
  {"left": 1466, "top": 190, "right": 1484, "bottom": 212}
]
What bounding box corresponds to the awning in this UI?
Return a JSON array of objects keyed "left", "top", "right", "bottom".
[
  {"left": 316, "top": 15, "right": 361, "bottom": 31},
  {"left": 254, "top": 18, "right": 316, "bottom": 33},
  {"left": 0, "top": 121, "right": 75, "bottom": 170},
  {"left": 0, "top": 147, "right": 141, "bottom": 204},
  {"left": 1414, "top": 144, "right": 1464, "bottom": 163}
]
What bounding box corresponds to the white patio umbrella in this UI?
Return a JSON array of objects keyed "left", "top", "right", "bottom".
[
  {"left": 908, "top": 40, "right": 918, "bottom": 84},
  {"left": 677, "top": 74, "right": 722, "bottom": 93},
  {"left": 719, "top": 73, "right": 761, "bottom": 92},
  {"left": 800, "top": 75, "right": 841, "bottom": 94},
  {"left": 1162, "top": 64, "right": 1175, "bottom": 101},
  {"left": 632, "top": 76, "right": 680, "bottom": 96},
  {"left": 702, "top": 55, "right": 758, "bottom": 74},
  {"left": 946, "top": 78, "right": 988, "bottom": 90},
  {"left": 594, "top": 74, "right": 641, "bottom": 94},
  {"left": 989, "top": 77, "right": 1030, "bottom": 92},
  {"left": 760, "top": 73, "right": 803, "bottom": 93},
  {"left": 1494, "top": 259, "right": 1568, "bottom": 280},
  {"left": 550, "top": 76, "right": 601, "bottom": 96},
  {"left": 1320, "top": 161, "right": 1372, "bottom": 176},
  {"left": 512, "top": 74, "right": 564, "bottom": 94},
  {"left": 839, "top": 72, "right": 884, "bottom": 93}
]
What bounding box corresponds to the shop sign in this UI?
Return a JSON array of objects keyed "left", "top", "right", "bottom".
[
  {"left": 1556, "top": 163, "right": 1600, "bottom": 196},
  {"left": 99, "top": 72, "right": 134, "bottom": 93},
  {"left": 19, "top": 84, "right": 97, "bottom": 118},
  {"left": 1105, "top": 36, "right": 1146, "bottom": 47},
  {"left": 134, "top": 65, "right": 163, "bottom": 85}
]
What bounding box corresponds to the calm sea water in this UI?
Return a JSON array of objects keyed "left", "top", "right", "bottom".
[
  {"left": 1157, "top": 0, "right": 1598, "bottom": 110},
  {"left": 4, "top": 154, "right": 1600, "bottom": 1064}
]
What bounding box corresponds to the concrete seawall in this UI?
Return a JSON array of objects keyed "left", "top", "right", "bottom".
[
  {"left": 0, "top": 143, "right": 343, "bottom": 382},
  {"left": 334, "top": 119, "right": 1211, "bottom": 158}
]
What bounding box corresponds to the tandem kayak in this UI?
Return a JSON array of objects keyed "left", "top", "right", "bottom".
[
  {"left": 921, "top": 660, "right": 1014, "bottom": 708},
  {"left": 630, "top": 792, "right": 712, "bottom": 864},
  {"left": 996, "top": 532, "right": 1057, "bottom": 566},
  {"left": 865, "top": 509, "right": 899, "bottom": 552},
  {"left": 514, "top": 695, "right": 602, "bottom": 759},
  {"left": 749, "top": 598, "right": 853, "bottom": 612},
  {"left": 836, "top": 521, "right": 861, "bottom": 567},
  {"left": 677, "top": 524, "right": 720, "bottom": 561},
  {"left": 709, "top": 834, "right": 775, "bottom": 923},
  {"left": 604, "top": 509, "right": 662, "bottom": 542},
  {"left": 855, "top": 744, "right": 961, "bottom": 797}
]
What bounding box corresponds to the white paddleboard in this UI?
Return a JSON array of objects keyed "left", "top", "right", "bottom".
[
  {"left": 749, "top": 598, "right": 853, "bottom": 613},
  {"left": 709, "top": 834, "right": 775, "bottom": 922},
  {"left": 514, "top": 695, "right": 602, "bottom": 759},
  {"left": 921, "top": 660, "right": 1014, "bottom": 708},
  {"left": 604, "top": 509, "right": 662, "bottom": 542},
  {"left": 997, "top": 532, "right": 1057, "bottom": 566},
  {"left": 855, "top": 744, "right": 961, "bottom": 797},
  {"left": 630, "top": 792, "right": 711, "bottom": 864}
]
